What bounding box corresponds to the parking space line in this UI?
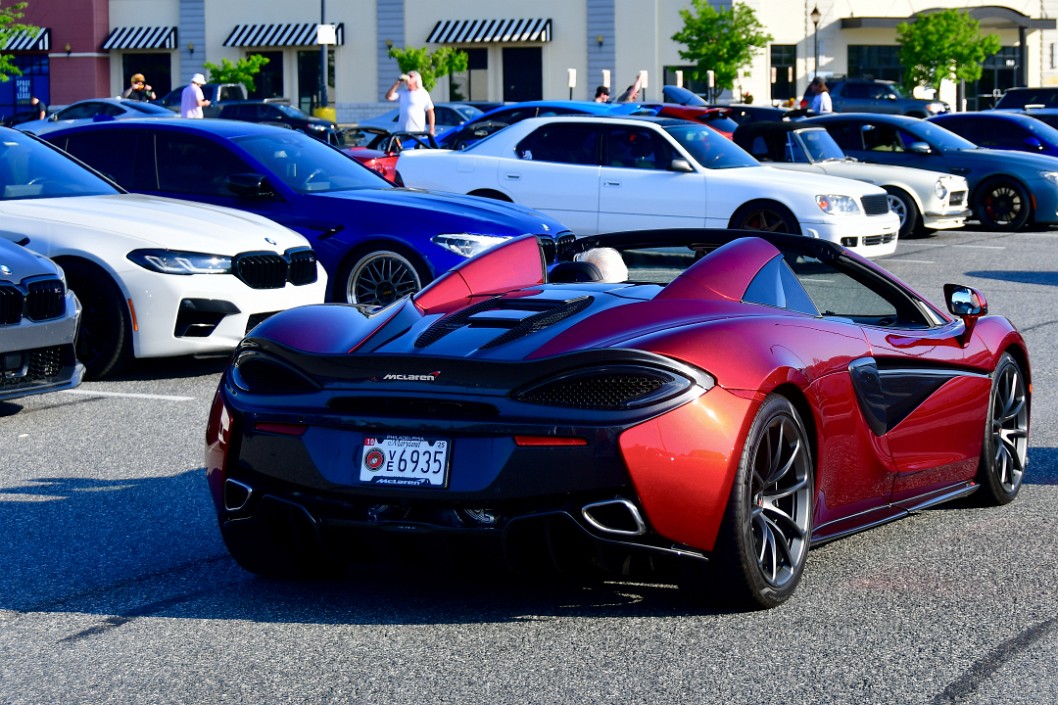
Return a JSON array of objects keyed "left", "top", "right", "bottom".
[{"left": 62, "top": 390, "right": 196, "bottom": 402}]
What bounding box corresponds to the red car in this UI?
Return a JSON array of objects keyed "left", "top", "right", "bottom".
[
  {"left": 205, "top": 229, "right": 1030, "bottom": 609},
  {"left": 342, "top": 128, "right": 438, "bottom": 184},
  {"left": 640, "top": 104, "right": 740, "bottom": 138}
]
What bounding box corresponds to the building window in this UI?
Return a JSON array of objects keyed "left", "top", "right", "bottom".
[
  {"left": 449, "top": 48, "right": 487, "bottom": 102},
  {"left": 663, "top": 65, "right": 710, "bottom": 95},
  {"left": 770, "top": 45, "right": 796, "bottom": 104},
  {"left": 847, "top": 45, "right": 902, "bottom": 82}
]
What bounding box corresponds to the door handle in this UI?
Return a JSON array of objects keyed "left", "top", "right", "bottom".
[
  {"left": 603, "top": 180, "right": 621, "bottom": 187},
  {"left": 503, "top": 173, "right": 521, "bottom": 180}
]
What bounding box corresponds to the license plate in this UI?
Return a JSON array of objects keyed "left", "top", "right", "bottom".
[{"left": 359, "top": 435, "right": 450, "bottom": 487}]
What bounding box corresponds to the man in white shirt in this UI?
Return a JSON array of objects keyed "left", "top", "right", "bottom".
[
  {"left": 180, "top": 73, "right": 210, "bottom": 118},
  {"left": 385, "top": 70, "right": 435, "bottom": 134}
]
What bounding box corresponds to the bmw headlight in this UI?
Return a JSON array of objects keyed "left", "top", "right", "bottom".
[
  {"left": 1040, "top": 171, "right": 1058, "bottom": 186},
  {"left": 934, "top": 179, "right": 949, "bottom": 200},
  {"left": 816, "top": 195, "right": 862, "bottom": 215},
  {"left": 307, "top": 124, "right": 326, "bottom": 131},
  {"left": 127, "top": 249, "right": 232, "bottom": 275},
  {"left": 432, "top": 233, "right": 510, "bottom": 258}
]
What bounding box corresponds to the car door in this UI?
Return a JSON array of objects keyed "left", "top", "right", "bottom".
[
  {"left": 502, "top": 122, "right": 601, "bottom": 233},
  {"left": 596, "top": 124, "right": 706, "bottom": 232},
  {"left": 789, "top": 253, "right": 989, "bottom": 506}
]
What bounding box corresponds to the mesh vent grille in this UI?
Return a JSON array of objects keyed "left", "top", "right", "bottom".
[
  {"left": 515, "top": 369, "right": 679, "bottom": 410},
  {"left": 861, "top": 193, "right": 890, "bottom": 216}
]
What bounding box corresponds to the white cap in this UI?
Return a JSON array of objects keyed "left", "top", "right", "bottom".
[{"left": 191, "top": 73, "right": 206, "bottom": 85}]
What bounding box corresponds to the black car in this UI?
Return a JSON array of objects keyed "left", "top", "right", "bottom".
[
  {"left": 993, "top": 87, "right": 1058, "bottom": 110},
  {"left": 804, "top": 112, "right": 1058, "bottom": 231},
  {"left": 218, "top": 101, "right": 344, "bottom": 145},
  {"left": 827, "top": 78, "right": 949, "bottom": 117}
]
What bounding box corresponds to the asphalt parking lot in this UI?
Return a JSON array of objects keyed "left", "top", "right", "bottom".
[{"left": 1, "top": 227, "right": 1056, "bottom": 704}]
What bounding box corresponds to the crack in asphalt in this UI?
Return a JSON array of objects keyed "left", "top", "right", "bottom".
[
  {"left": 932, "top": 613, "right": 1058, "bottom": 704},
  {"left": 2, "top": 553, "right": 236, "bottom": 643}
]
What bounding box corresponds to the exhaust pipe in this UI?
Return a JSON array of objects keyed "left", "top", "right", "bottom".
[
  {"left": 581, "top": 499, "right": 647, "bottom": 536},
  {"left": 223, "top": 478, "right": 253, "bottom": 512}
]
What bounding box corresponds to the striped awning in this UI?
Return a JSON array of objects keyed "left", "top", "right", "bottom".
[
  {"left": 2, "top": 27, "right": 50, "bottom": 52},
  {"left": 224, "top": 23, "right": 345, "bottom": 47},
  {"left": 102, "top": 26, "right": 178, "bottom": 51},
  {"left": 427, "top": 18, "right": 553, "bottom": 44}
]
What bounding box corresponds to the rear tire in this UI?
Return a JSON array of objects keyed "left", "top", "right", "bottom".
[
  {"left": 221, "top": 501, "right": 345, "bottom": 579},
  {"left": 61, "top": 259, "right": 131, "bottom": 379},
  {"left": 709, "top": 395, "right": 814, "bottom": 609},
  {"left": 975, "top": 353, "right": 1029, "bottom": 505}
]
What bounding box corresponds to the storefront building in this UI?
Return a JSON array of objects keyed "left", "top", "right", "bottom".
[{"left": 3, "top": 1, "right": 1056, "bottom": 122}]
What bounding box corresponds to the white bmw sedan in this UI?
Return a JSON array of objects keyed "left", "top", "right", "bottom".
[
  {"left": 0, "top": 127, "right": 327, "bottom": 378},
  {"left": 396, "top": 115, "right": 900, "bottom": 257}
]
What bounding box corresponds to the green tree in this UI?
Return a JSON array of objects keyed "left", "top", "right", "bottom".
[
  {"left": 0, "top": 1, "right": 38, "bottom": 82},
  {"left": 387, "top": 45, "right": 468, "bottom": 92},
  {"left": 671, "top": 0, "right": 772, "bottom": 102},
  {"left": 202, "top": 54, "right": 270, "bottom": 93},
  {"left": 897, "top": 9, "right": 1001, "bottom": 95}
]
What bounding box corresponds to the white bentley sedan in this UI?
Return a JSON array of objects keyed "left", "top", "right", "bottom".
[
  {"left": 396, "top": 115, "right": 900, "bottom": 258},
  {"left": 0, "top": 127, "right": 327, "bottom": 378}
]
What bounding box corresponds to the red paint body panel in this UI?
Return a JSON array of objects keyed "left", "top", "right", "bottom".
[
  {"left": 415, "top": 235, "right": 545, "bottom": 313},
  {"left": 620, "top": 388, "right": 756, "bottom": 552},
  {"left": 658, "top": 236, "right": 780, "bottom": 302}
]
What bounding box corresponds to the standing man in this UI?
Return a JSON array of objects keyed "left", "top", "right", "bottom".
[
  {"left": 180, "top": 73, "right": 210, "bottom": 118},
  {"left": 385, "top": 70, "right": 435, "bottom": 134}
]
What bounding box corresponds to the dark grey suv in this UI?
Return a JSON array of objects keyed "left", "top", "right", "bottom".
[{"left": 828, "top": 78, "right": 949, "bottom": 117}]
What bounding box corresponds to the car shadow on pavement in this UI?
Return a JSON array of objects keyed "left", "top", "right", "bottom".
[
  {"left": 0, "top": 468, "right": 734, "bottom": 627},
  {"left": 965, "top": 270, "right": 1058, "bottom": 287}
]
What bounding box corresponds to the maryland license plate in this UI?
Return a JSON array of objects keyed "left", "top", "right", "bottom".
[{"left": 359, "top": 435, "right": 450, "bottom": 487}]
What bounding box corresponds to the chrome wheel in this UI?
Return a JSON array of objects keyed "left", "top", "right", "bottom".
[
  {"left": 979, "top": 353, "right": 1029, "bottom": 504},
  {"left": 343, "top": 250, "right": 423, "bottom": 306}
]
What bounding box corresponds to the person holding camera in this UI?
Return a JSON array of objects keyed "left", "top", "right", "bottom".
[
  {"left": 385, "top": 70, "right": 435, "bottom": 134},
  {"left": 123, "top": 73, "right": 156, "bottom": 102}
]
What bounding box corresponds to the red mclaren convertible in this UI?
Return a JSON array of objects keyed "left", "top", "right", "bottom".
[{"left": 205, "top": 229, "right": 1030, "bottom": 608}]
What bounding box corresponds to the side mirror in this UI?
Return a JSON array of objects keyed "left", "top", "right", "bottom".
[
  {"left": 670, "top": 158, "right": 694, "bottom": 172},
  {"left": 944, "top": 283, "right": 987, "bottom": 345},
  {"left": 1024, "top": 137, "right": 1044, "bottom": 151},
  {"left": 907, "top": 141, "right": 932, "bottom": 154},
  {"left": 225, "top": 173, "right": 275, "bottom": 198}
]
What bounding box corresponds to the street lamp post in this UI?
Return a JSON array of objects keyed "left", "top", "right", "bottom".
[
  {"left": 811, "top": 5, "right": 821, "bottom": 79},
  {"left": 320, "top": 0, "right": 328, "bottom": 111}
]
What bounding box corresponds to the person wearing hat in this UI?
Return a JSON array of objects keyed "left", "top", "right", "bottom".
[
  {"left": 180, "top": 73, "right": 210, "bottom": 118},
  {"left": 593, "top": 85, "right": 611, "bottom": 103},
  {"left": 122, "top": 73, "right": 156, "bottom": 102}
]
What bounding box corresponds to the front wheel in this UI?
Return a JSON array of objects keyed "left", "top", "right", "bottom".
[
  {"left": 884, "top": 186, "right": 921, "bottom": 237},
  {"left": 710, "top": 395, "right": 814, "bottom": 609},
  {"left": 974, "top": 178, "right": 1031, "bottom": 231},
  {"left": 975, "top": 353, "right": 1029, "bottom": 505},
  {"left": 729, "top": 202, "right": 801, "bottom": 234},
  {"left": 61, "top": 259, "right": 131, "bottom": 379},
  {"left": 335, "top": 247, "right": 426, "bottom": 306}
]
